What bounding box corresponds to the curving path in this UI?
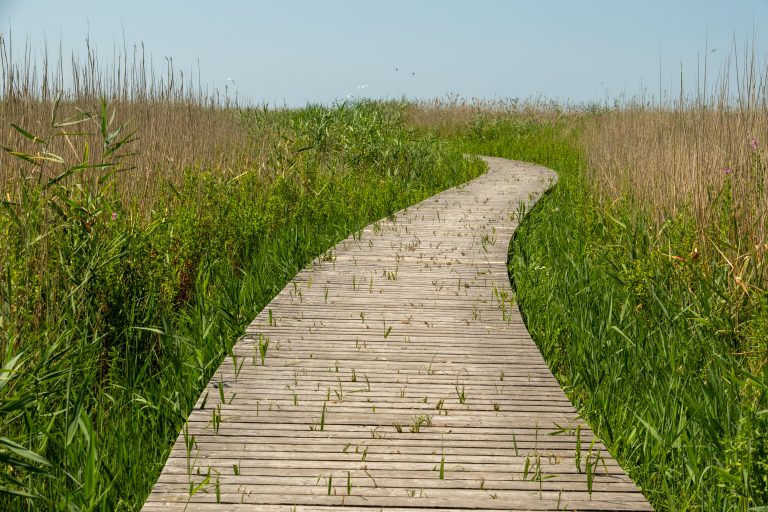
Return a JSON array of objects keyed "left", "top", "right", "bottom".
[{"left": 143, "top": 157, "right": 652, "bottom": 511}]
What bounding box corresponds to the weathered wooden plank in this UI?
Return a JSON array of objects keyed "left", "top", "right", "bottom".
[
  {"left": 146, "top": 486, "right": 651, "bottom": 503},
  {"left": 142, "top": 506, "right": 640, "bottom": 512},
  {"left": 172, "top": 428, "right": 601, "bottom": 443},
  {"left": 143, "top": 157, "right": 652, "bottom": 511},
  {"left": 169, "top": 442, "right": 605, "bottom": 456},
  {"left": 153, "top": 476, "right": 640, "bottom": 494},
  {"left": 143, "top": 493, "right": 652, "bottom": 511}
]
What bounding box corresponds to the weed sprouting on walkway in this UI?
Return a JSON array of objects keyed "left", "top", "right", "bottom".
[{"left": 143, "top": 156, "right": 650, "bottom": 511}]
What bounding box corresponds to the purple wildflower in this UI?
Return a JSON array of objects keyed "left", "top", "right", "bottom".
[
  {"left": 111, "top": 212, "right": 118, "bottom": 221},
  {"left": 723, "top": 167, "right": 733, "bottom": 175},
  {"left": 750, "top": 138, "right": 759, "bottom": 151}
]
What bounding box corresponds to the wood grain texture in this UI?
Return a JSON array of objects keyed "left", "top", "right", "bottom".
[{"left": 143, "top": 157, "right": 653, "bottom": 511}]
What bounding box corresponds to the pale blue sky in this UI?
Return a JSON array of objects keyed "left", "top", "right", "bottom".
[{"left": 1, "top": 0, "right": 766, "bottom": 106}]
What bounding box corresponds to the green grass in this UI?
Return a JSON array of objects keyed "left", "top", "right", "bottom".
[
  {"left": 4, "top": 98, "right": 767, "bottom": 511},
  {"left": 0, "top": 99, "right": 484, "bottom": 510},
  {"left": 454, "top": 114, "right": 768, "bottom": 510}
]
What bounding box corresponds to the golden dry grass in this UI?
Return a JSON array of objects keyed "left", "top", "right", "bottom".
[
  {"left": 0, "top": 36, "right": 264, "bottom": 217},
  {"left": 407, "top": 96, "right": 565, "bottom": 133},
  {"left": 583, "top": 108, "right": 767, "bottom": 247},
  {"left": 0, "top": 99, "right": 263, "bottom": 214}
]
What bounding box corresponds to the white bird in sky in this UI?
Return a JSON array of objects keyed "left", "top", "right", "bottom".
[{"left": 357, "top": 84, "right": 370, "bottom": 89}]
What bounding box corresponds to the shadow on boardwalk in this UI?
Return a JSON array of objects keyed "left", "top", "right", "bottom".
[{"left": 143, "top": 157, "right": 652, "bottom": 511}]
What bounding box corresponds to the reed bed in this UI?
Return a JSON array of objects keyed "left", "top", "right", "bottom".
[
  {"left": 0, "top": 37, "right": 483, "bottom": 510},
  {"left": 3, "top": 30, "right": 767, "bottom": 510},
  {"left": 579, "top": 54, "right": 768, "bottom": 383},
  {"left": 408, "top": 95, "right": 566, "bottom": 136},
  {"left": 416, "top": 63, "right": 767, "bottom": 508},
  {"left": 583, "top": 107, "right": 767, "bottom": 282},
  {"left": 406, "top": 51, "right": 768, "bottom": 507},
  {"left": 0, "top": 35, "right": 258, "bottom": 216}
]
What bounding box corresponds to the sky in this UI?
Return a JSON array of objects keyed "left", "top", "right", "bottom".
[{"left": 0, "top": 0, "right": 767, "bottom": 107}]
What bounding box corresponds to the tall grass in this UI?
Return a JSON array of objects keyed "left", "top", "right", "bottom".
[
  {"left": 4, "top": 30, "right": 767, "bottom": 511},
  {"left": 0, "top": 34, "right": 254, "bottom": 214},
  {"left": 0, "top": 38, "right": 483, "bottom": 510},
  {"left": 503, "top": 120, "right": 768, "bottom": 510},
  {"left": 426, "top": 61, "right": 767, "bottom": 508}
]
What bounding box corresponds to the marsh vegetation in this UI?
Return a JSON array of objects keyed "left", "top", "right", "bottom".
[{"left": 1, "top": 35, "right": 766, "bottom": 510}]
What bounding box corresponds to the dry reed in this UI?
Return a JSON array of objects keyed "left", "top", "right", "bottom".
[
  {"left": 583, "top": 109, "right": 767, "bottom": 242},
  {"left": 407, "top": 95, "right": 568, "bottom": 134},
  {"left": 582, "top": 52, "right": 768, "bottom": 286},
  {"left": 0, "top": 34, "right": 260, "bottom": 216}
]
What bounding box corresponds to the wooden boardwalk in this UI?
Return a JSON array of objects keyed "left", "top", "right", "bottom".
[{"left": 143, "top": 157, "right": 652, "bottom": 511}]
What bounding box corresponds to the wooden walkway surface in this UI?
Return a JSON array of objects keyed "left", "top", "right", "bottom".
[{"left": 143, "top": 157, "right": 652, "bottom": 511}]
